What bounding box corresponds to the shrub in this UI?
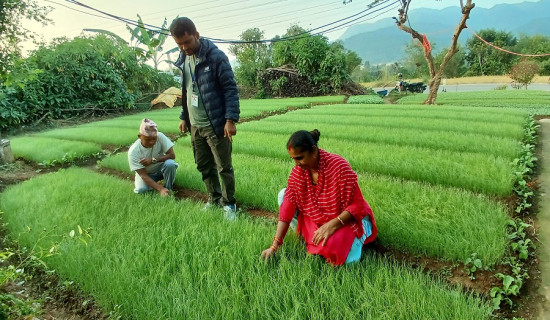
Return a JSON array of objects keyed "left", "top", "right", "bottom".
[
  {"left": 0, "top": 35, "right": 177, "bottom": 133},
  {"left": 509, "top": 59, "right": 540, "bottom": 89},
  {"left": 347, "top": 95, "right": 384, "bottom": 104}
]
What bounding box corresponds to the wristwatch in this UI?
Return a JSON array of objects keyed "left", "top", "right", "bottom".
[{"left": 152, "top": 157, "right": 157, "bottom": 164}]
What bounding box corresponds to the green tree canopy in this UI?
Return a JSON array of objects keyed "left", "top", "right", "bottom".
[
  {"left": 1, "top": 35, "right": 176, "bottom": 132},
  {"left": 271, "top": 25, "right": 361, "bottom": 92},
  {"left": 465, "top": 29, "right": 518, "bottom": 76},
  {"left": 229, "top": 28, "right": 272, "bottom": 89},
  {"left": 0, "top": 0, "right": 50, "bottom": 79},
  {"left": 435, "top": 44, "right": 467, "bottom": 79},
  {"left": 509, "top": 58, "right": 540, "bottom": 89},
  {"left": 513, "top": 34, "right": 550, "bottom": 76}
]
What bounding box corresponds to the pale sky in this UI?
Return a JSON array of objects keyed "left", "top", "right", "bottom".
[{"left": 24, "top": 0, "right": 539, "bottom": 69}]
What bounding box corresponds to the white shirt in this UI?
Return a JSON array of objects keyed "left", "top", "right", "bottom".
[{"left": 128, "top": 132, "right": 174, "bottom": 173}]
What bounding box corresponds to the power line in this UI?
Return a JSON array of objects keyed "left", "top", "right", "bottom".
[
  {"left": 471, "top": 31, "right": 550, "bottom": 57},
  {"left": 63, "top": 0, "right": 399, "bottom": 44}
]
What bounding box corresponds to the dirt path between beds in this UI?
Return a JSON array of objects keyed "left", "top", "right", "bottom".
[{"left": 536, "top": 119, "right": 550, "bottom": 319}]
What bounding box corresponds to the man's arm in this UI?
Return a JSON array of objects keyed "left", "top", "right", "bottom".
[
  {"left": 135, "top": 168, "right": 170, "bottom": 196},
  {"left": 138, "top": 147, "right": 175, "bottom": 167},
  {"left": 216, "top": 53, "right": 240, "bottom": 122}
]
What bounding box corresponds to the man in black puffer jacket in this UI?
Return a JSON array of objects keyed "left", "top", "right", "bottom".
[{"left": 171, "top": 17, "right": 240, "bottom": 220}]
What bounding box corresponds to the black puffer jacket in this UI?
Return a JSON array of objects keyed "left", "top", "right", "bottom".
[{"left": 174, "top": 38, "right": 240, "bottom": 137}]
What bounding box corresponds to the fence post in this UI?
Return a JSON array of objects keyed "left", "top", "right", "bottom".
[{"left": 0, "top": 134, "right": 15, "bottom": 164}]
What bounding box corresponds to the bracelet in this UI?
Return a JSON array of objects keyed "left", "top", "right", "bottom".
[
  {"left": 337, "top": 216, "right": 345, "bottom": 225},
  {"left": 270, "top": 245, "right": 278, "bottom": 252},
  {"left": 273, "top": 236, "right": 283, "bottom": 246}
]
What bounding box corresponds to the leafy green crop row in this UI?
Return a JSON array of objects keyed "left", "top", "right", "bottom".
[
  {"left": 279, "top": 105, "right": 526, "bottom": 139},
  {"left": 347, "top": 95, "right": 384, "bottom": 104},
  {"left": 0, "top": 168, "right": 492, "bottom": 319},
  {"left": 296, "top": 104, "right": 527, "bottom": 125}
]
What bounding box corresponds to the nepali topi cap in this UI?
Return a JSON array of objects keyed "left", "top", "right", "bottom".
[{"left": 139, "top": 118, "right": 158, "bottom": 137}]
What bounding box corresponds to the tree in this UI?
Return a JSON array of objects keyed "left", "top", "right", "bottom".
[
  {"left": 229, "top": 28, "right": 272, "bottom": 89},
  {"left": 1, "top": 34, "right": 177, "bottom": 132},
  {"left": 345, "top": 0, "right": 475, "bottom": 104},
  {"left": 402, "top": 42, "right": 430, "bottom": 78},
  {"left": 0, "top": 0, "right": 51, "bottom": 79},
  {"left": 513, "top": 34, "right": 550, "bottom": 76},
  {"left": 465, "top": 29, "right": 517, "bottom": 76},
  {"left": 272, "top": 26, "right": 358, "bottom": 92},
  {"left": 394, "top": 0, "right": 475, "bottom": 104},
  {"left": 434, "top": 44, "right": 467, "bottom": 79},
  {"left": 271, "top": 25, "right": 307, "bottom": 67},
  {"left": 331, "top": 41, "right": 362, "bottom": 74},
  {"left": 85, "top": 15, "right": 178, "bottom": 70},
  {"left": 509, "top": 59, "right": 540, "bottom": 89}
]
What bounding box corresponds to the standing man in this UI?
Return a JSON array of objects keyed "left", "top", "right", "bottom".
[
  {"left": 128, "top": 118, "right": 178, "bottom": 197},
  {"left": 170, "top": 17, "right": 240, "bottom": 220}
]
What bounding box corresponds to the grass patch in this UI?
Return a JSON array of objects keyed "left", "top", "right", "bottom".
[
  {"left": 0, "top": 168, "right": 493, "bottom": 319},
  {"left": 239, "top": 96, "right": 346, "bottom": 119},
  {"left": 36, "top": 127, "right": 139, "bottom": 146},
  {"left": 347, "top": 95, "right": 384, "bottom": 104},
  {"left": 9, "top": 136, "right": 102, "bottom": 163},
  {"left": 8, "top": 96, "right": 347, "bottom": 164},
  {"left": 240, "top": 118, "right": 521, "bottom": 159},
  {"left": 100, "top": 146, "right": 509, "bottom": 264},
  {"left": 397, "top": 90, "right": 550, "bottom": 114},
  {"left": 230, "top": 131, "right": 514, "bottom": 196}
]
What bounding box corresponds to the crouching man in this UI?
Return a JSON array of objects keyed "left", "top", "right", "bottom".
[{"left": 128, "top": 118, "right": 178, "bottom": 196}]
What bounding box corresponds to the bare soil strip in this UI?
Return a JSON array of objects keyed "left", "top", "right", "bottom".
[{"left": 535, "top": 119, "right": 550, "bottom": 319}]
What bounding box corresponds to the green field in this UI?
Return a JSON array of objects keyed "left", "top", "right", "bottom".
[
  {"left": 0, "top": 168, "right": 493, "bottom": 320},
  {"left": 10, "top": 96, "right": 345, "bottom": 162},
  {"left": 397, "top": 90, "right": 550, "bottom": 114},
  {"left": 99, "top": 103, "right": 518, "bottom": 264},
  {"left": 1, "top": 91, "right": 538, "bottom": 318}
]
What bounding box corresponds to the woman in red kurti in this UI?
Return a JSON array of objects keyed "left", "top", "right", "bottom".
[{"left": 261, "top": 129, "right": 377, "bottom": 265}]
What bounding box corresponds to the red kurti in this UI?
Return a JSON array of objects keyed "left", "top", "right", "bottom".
[{"left": 280, "top": 149, "right": 377, "bottom": 265}]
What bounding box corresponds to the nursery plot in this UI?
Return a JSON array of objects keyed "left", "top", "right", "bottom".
[
  {"left": 100, "top": 142, "right": 509, "bottom": 264},
  {"left": 274, "top": 105, "right": 526, "bottom": 139},
  {"left": 80, "top": 118, "right": 182, "bottom": 135},
  {"left": 0, "top": 168, "right": 493, "bottom": 319},
  {"left": 296, "top": 103, "right": 527, "bottom": 122},
  {"left": 397, "top": 90, "right": 550, "bottom": 114},
  {"left": 9, "top": 136, "right": 103, "bottom": 163},
  {"left": 37, "top": 127, "right": 139, "bottom": 146},
  {"left": 100, "top": 143, "right": 287, "bottom": 211},
  {"left": 8, "top": 96, "right": 345, "bottom": 164},
  {"left": 348, "top": 95, "right": 384, "bottom": 104},
  {"left": 241, "top": 118, "right": 521, "bottom": 158},
  {"left": 231, "top": 131, "right": 514, "bottom": 195},
  {"left": 238, "top": 95, "right": 346, "bottom": 118},
  {"left": 268, "top": 112, "right": 524, "bottom": 140}
]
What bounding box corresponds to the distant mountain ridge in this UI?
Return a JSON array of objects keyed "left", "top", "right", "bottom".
[{"left": 339, "top": 0, "right": 550, "bottom": 65}]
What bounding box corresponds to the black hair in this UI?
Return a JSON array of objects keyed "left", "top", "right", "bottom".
[
  {"left": 287, "top": 129, "right": 320, "bottom": 152},
  {"left": 169, "top": 17, "right": 197, "bottom": 37}
]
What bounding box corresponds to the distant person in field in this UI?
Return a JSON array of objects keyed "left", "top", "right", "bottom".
[
  {"left": 261, "top": 130, "right": 378, "bottom": 266},
  {"left": 170, "top": 17, "right": 240, "bottom": 220},
  {"left": 128, "top": 118, "right": 178, "bottom": 197}
]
